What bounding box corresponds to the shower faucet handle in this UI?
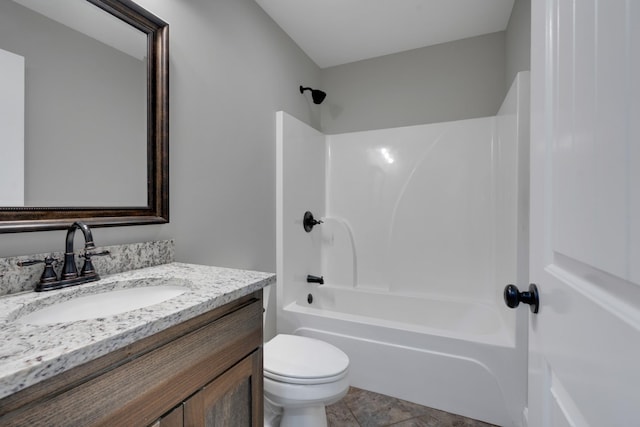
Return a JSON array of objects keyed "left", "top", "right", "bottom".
[{"left": 303, "top": 211, "right": 323, "bottom": 232}]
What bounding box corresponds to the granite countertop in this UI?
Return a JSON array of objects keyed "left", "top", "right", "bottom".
[{"left": 0, "top": 262, "right": 275, "bottom": 400}]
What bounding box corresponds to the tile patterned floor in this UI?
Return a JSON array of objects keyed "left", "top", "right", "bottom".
[{"left": 326, "top": 387, "right": 498, "bottom": 427}]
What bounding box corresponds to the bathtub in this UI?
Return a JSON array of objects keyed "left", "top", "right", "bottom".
[{"left": 279, "top": 286, "right": 522, "bottom": 427}]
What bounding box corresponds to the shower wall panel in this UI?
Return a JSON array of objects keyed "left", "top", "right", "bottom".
[
  {"left": 276, "top": 112, "right": 326, "bottom": 317},
  {"left": 325, "top": 116, "right": 516, "bottom": 302}
]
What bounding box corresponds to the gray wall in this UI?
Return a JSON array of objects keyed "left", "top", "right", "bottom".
[
  {"left": 0, "top": 0, "right": 320, "bottom": 274},
  {"left": 505, "top": 0, "right": 531, "bottom": 91},
  {"left": 319, "top": 32, "right": 506, "bottom": 134}
]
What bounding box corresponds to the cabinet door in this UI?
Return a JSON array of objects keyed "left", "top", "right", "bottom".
[
  {"left": 153, "top": 404, "right": 184, "bottom": 427},
  {"left": 184, "top": 350, "right": 263, "bottom": 427}
]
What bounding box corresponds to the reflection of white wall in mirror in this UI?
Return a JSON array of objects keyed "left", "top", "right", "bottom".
[
  {"left": 0, "top": 48, "right": 25, "bottom": 207},
  {"left": 11, "top": 0, "right": 146, "bottom": 60}
]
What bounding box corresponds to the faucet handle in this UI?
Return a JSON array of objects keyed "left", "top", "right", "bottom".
[
  {"left": 79, "top": 250, "right": 110, "bottom": 277},
  {"left": 18, "top": 256, "right": 59, "bottom": 267},
  {"left": 303, "top": 211, "right": 324, "bottom": 232},
  {"left": 18, "top": 258, "right": 47, "bottom": 267},
  {"left": 82, "top": 250, "right": 111, "bottom": 258},
  {"left": 18, "top": 256, "right": 59, "bottom": 284}
]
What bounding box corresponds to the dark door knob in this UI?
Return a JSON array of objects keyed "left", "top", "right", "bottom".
[{"left": 503, "top": 283, "right": 539, "bottom": 313}]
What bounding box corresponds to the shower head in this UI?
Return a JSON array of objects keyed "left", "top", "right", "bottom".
[{"left": 299, "top": 86, "right": 326, "bottom": 104}]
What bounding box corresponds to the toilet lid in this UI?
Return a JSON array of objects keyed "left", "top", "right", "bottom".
[{"left": 264, "top": 335, "right": 349, "bottom": 384}]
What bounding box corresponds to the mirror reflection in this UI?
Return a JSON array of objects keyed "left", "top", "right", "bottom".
[{"left": 0, "top": 0, "right": 148, "bottom": 207}]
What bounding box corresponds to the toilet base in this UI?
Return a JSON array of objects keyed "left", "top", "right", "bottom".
[
  {"left": 280, "top": 405, "right": 328, "bottom": 427},
  {"left": 264, "top": 397, "right": 282, "bottom": 427},
  {"left": 265, "top": 398, "right": 328, "bottom": 427}
]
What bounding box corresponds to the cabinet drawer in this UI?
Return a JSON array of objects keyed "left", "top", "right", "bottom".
[{"left": 0, "top": 295, "right": 263, "bottom": 427}]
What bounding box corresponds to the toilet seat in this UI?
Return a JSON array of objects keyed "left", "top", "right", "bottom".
[
  {"left": 264, "top": 334, "right": 349, "bottom": 385},
  {"left": 265, "top": 368, "right": 348, "bottom": 385}
]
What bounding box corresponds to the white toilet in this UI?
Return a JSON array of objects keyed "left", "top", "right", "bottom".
[{"left": 263, "top": 334, "right": 350, "bottom": 427}]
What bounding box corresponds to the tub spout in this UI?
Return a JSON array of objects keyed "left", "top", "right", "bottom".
[{"left": 307, "top": 275, "right": 324, "bottom": 285}]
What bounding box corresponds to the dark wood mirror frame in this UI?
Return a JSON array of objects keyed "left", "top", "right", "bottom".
[{"left": 0, "top": 0, "right": 169, "bottom": 234}]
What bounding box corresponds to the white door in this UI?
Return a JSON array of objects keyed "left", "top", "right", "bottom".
[{"left": 527, "top": 0, "right": 640, "bottom": 426}]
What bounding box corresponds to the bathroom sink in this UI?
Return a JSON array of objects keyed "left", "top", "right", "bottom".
[{"left": 15, "top": 284, "right": 189, "bottom": 325}]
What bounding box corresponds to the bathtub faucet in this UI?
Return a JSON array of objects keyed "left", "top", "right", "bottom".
[
  {"left": 307, "top": 275, "right": 324, "bottom": 285},
  {"left": 303, "top": 211, "right": 323, "bottom": 232}
]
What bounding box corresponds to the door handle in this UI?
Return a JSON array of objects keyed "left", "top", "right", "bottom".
[{"left": 503, "top": 284, "right": 539, "bottom": 313}]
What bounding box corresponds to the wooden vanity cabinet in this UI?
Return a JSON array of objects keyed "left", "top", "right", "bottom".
[
  {"left": 183, "top": 350, "right": 262, "bottom": 426},
  {"left": 0, "top": 291, "right": 264, "bottom": 427},
  {"left": 156, "top": 404, "right": 184, "bottom": 427},
  {"left": 156, "top": 350, "right": 263, "bottom": 427}
]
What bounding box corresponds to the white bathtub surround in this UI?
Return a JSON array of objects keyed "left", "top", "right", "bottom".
[
  {"left": 275, "top": 112, "right": 326, "bottom": 325},
  {"left": 0, "top": 262, "right": 275, "bottom": 399},
  {"left": 276, "top": 72, "right": 530, "bottom": 426},
  {"left": 326, "top": 117, "right": 498, "bottom": 296}
]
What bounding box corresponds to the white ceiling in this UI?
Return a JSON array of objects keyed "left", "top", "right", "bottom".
[{"left": 254, "top": 0, "right": 515, "bottom": 68}]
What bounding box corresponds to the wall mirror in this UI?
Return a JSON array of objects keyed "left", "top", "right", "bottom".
[{"left": 0, "top": 0, "right": 168, "bottom": 233}]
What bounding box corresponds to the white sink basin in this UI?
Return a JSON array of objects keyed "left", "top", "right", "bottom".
[{"left": 16, "top": 285, "right": 188, "bottom": 325}]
